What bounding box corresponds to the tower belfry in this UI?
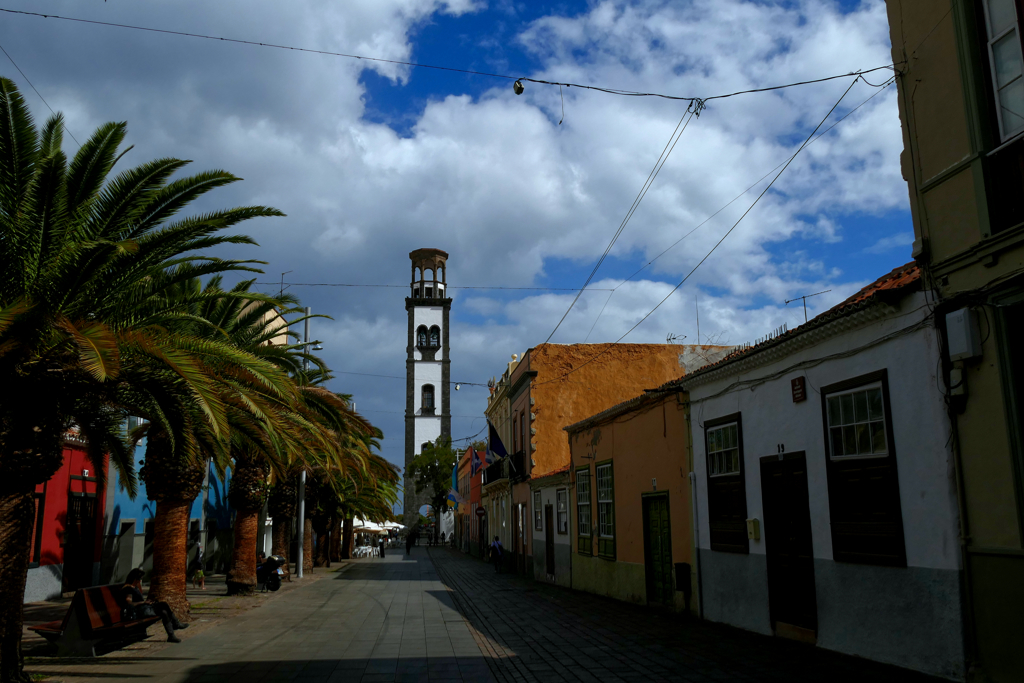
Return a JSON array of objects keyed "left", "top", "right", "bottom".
[{"left": 404, "top": 248, "right": 452, "bottom": 520}]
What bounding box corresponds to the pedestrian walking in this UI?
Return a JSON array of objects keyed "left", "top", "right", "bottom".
[
  {"left": 379, "top": 535, "right": 386, "bottom": 559},
  {"left": 189, "top": 544, "right": 205, "bottom": 590},
  {"left": 489, "top": 536, "right": 503, "bottom": 573},
  {"left": 440, "top": 531, "right": 446, "bottom": 546},
  {"left": 405, "top": 533, "right": 413, "bottom": 555}
]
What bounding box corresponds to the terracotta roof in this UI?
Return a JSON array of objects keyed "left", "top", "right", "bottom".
[{"left": 661, "top": 262, "right": 921, "bottom": 388}]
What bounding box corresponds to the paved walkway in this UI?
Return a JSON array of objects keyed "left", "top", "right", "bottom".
[
  {"left": 29, "top": 548, "right": 493, "bottom": 683},
  {"left": 27, "top": 547, "right": 946, "bottom": 683}
]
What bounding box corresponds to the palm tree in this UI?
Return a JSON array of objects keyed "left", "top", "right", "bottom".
[{"left": 0, "top": 78, "right": 285, "bottom": 680}]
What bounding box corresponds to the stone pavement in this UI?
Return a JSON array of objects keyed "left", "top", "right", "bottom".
[
  {"left": 28, "top": 548, "right": 493, "bottom": 683},
  {"left": 428, "top": 546, "right": 947, "bottom": 683},
  {"left": 26, "top": 546, "right": 949, "bottom": 683}
]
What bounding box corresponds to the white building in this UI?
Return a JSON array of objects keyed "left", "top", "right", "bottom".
[
  {"left": 404, "top": 248, "right": 452, "bottom": 518},
  {"left": 674, "top": 263, "right": 965, "bottom": 681}
]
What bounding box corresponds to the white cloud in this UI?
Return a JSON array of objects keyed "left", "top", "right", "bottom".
[
  {"left": 2, "top": 0, "right": 911, "bottom": 490},
  {"left": 864, "top": 231, "right": 914, "bottom": 254}
]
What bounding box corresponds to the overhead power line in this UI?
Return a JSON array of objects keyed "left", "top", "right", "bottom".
[
  {"left": 533, "top": 75, "right": 865, "bottom": 388},
  {"left": 0, "top": 40, "right": 80, "bottom": 145},
  {"left": 581, "top": 76, "right": 896, "bottom": 335},
  {"left": 255, "top": 282, "right": 614, "bottom": 291},
  {"left": 335, "top": 371, "right": 488, "bottom": 387},
  {"left": 0, "top": 7, "right": 897, "bottom": 104},
  {"left": 546, "top": 100, "right": 703, "bottom": 343}
]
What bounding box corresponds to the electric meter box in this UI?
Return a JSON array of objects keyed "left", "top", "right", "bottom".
[{"left": 946, "top": 308, "right": 982, "bottom": 361}]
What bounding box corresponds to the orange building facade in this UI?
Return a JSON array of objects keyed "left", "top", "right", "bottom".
[{"left": 566, "top": 391, "right": 697, "bottom": 612}]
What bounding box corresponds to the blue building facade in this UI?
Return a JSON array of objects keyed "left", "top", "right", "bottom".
[{"left": 100, "top": 435, "right": 234, "bottom": 583}]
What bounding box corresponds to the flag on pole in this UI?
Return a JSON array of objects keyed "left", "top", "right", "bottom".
[
  {"left": 487, "top": 419, "right": 507, "bottom": 464},
  {"left": 471, "top": 449, "right": 484, "bottom": 476}
]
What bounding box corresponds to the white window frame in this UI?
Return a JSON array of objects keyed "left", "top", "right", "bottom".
[
  {"left": 533, "top": 490, "right": 542, "bottom": 530},
  {"left": 825, "top": 382, "right": 889, "bottom": 460},
  {"left": 576, "top": 469, "right": 591, "bottom": 537},
  {"left": 596, "top": 463, "right": 614, "bottom": 539},
  {"left": 556, "top": 489, "right": 568, "bottom": 534},
  {"left": 982, "top": 0, "right": 1024, "bottom": 140},
  {"left": 707, "top": 422, "right": 741, "bottom": 477}
]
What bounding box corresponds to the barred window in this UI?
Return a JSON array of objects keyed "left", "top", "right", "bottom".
[
  {"left": 556, "top": 489, "right": 568, "bottom": 534},
  {"left": 576, "top": 468, "right": 591, "bottom": 554},
  {"left": 534, "top": 491, "right": 542, "bottom": 530},
  {"left": 597, "top": 464, "right": 614, "bottom": 537}
]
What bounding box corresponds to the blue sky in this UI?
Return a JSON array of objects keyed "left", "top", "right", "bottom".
[{"left": 0, "top": 0, "right": 913, "bottom": 511}]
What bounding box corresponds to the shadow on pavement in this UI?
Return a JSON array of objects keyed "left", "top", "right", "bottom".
[{"left": 179, "top": 656, "right": 494, "bottom": 682}]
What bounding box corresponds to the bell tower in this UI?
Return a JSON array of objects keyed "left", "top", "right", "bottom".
[{"left": 404, "top": 248, "right": 452, "bottom": 521}]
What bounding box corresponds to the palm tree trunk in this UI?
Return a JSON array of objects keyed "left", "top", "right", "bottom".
[
  {"left": 148, "top": 499, "right": 191, "bottom": 622},
  {"left": 0, "top": 491, "right": 35, "bottom": 683},
  {"left": 313, "top": 517, "right": 331, "bottom": 567},
  {"left": 341, "top": 516, "right": 354, "bottom": 560},
  {"left": 329, "top": 518, "right": 341, "bottom": 562},
  {"left": 226, "top": 508, "right": 259, "bottom": 595},
  {"left": 302, "top": 518, "right": 313, "bottom": 574}
]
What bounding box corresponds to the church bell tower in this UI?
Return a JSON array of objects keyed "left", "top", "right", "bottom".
[{"left": 404, "top": 248, "right": 452, "bottom": 520}]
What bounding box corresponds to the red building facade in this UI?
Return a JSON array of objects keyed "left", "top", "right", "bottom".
[{"left": 25, "top": 435, "right": 106, "bottom": 602}]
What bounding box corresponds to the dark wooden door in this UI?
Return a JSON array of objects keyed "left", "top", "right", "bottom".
[
  {"left": 63, "top": 495, "right": 97, "bottom": 591},
  {"left": 643, "top": 494, "right": 673, "bottom": 606},
  {"left": 544, "top": 505, "right": 555, "bottom": 575},
  {"left": 760, "top": 453, "right": 817, "bottom": 632}
]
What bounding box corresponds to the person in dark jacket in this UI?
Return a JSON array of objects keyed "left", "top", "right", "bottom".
[
  {"left": 489, "top": 536, "right": 503, "bottom": 573},
  {"left": 122, "top": 568, "right": 188, "bottom": 642},
  {"left": 405, "top": 533, "right": 413, "bottom": 555}
]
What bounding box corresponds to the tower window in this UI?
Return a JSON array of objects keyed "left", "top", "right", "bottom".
[
  {"left": 417, "top": 326, "right": 428, "bottom": 347},
  {"left": 429, "top": 326, "right": 440, "bottom": 347},
  {"left": 422, "top": 384, "right": 435, "bottom": 411}
]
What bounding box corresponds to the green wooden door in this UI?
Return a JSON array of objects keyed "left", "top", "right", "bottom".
[{"left": 644, "top": 495, "right": 673, "bottom": 606}]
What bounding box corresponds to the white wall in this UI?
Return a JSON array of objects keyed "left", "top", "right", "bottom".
[{"left": 691, "top": 293, "right": 959, "bottom": 571}]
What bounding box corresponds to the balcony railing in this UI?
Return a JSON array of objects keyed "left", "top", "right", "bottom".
[
  {"left": 483, "top": 460, "right": 505, "bottom": 486},
  {"left": 482, "top": 450, "right": 528, "bottom": 486}
]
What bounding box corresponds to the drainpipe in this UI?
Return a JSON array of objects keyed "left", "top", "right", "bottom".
[{"left": 684, "top": 399, "right": 704, "bottom": 620}]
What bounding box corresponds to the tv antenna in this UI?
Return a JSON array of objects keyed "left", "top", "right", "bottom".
[
  {"left": 785, "top": 289, "right": 831, "bottom": 323},
  {"left": 666, "top": 333, "right": 686, "bottom": 344},
  {"left": 279, "top": 271, "right": 293, "bottom": 297}
]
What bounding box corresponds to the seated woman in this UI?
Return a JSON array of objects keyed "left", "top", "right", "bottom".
[{"left": 121, "top": 568, "right": 189, "bottom": 643}]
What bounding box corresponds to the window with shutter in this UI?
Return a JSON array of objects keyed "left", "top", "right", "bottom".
[
  {"left": 576, "top": 467, "right": 592, "bottom": 554},
  {"left": 704, "top": 413, "right": 749, "bottom": 554},
  {"left": 596, "top": 462, "right": 615, "bottom": 559},
  {"left": 981, "top": 0, "right": 1024, "bottom": 140},
  {"left": 821, "top": 371, "right": 906, "bottom": 567}
]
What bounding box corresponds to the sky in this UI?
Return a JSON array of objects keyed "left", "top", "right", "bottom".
[{"left": 0, "top": 0, "right": 913, "bottom": 512}]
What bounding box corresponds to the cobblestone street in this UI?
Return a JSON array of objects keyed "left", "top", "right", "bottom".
[
  {"left": 28, "top": 547, "right": 947, "bottom": 683},
  {"left": 428, "top": 548, "right": 946, "bottom": 683}
]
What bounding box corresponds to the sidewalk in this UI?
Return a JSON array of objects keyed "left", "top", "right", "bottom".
[
  {"left": 24, "top": 549, "right": 491, "bottom": 683},
  {"left": 23, "top": 563, "right": 346, "bottom": 679}
]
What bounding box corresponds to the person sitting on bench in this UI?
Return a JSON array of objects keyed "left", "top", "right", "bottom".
[{"left": 122, "top": 569, "right": 188, "bottom": 643}]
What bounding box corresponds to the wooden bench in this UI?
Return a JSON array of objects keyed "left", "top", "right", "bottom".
[{"left": 28, "top": 585, "right": 161, "bottom": 657}]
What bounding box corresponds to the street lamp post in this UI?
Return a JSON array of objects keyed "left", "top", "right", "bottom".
[{"left": 296, "top": 307, "right": 311, "bottom": 578}]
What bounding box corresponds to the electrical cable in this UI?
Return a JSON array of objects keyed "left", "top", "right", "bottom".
[
  {"left": 335, "top": 370, "right": 487, "bottom": 386},
  {"left": 533, "top": 75, "right": 864, "bottom": 388},
  {"left": 0, "top": 7, "right": 898, "bottom": 105},
  {"left": 546, "top": 101, "right": 703, "bottom": 343},
  {"left": 581, "top": 77, "right": 896, "bottom": 335},
  {"left": 254, "top": 282, "right": 615, "bottom": 291},
  {"left": 0, "top": 40, "right": 80, "bottom": 145}
]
